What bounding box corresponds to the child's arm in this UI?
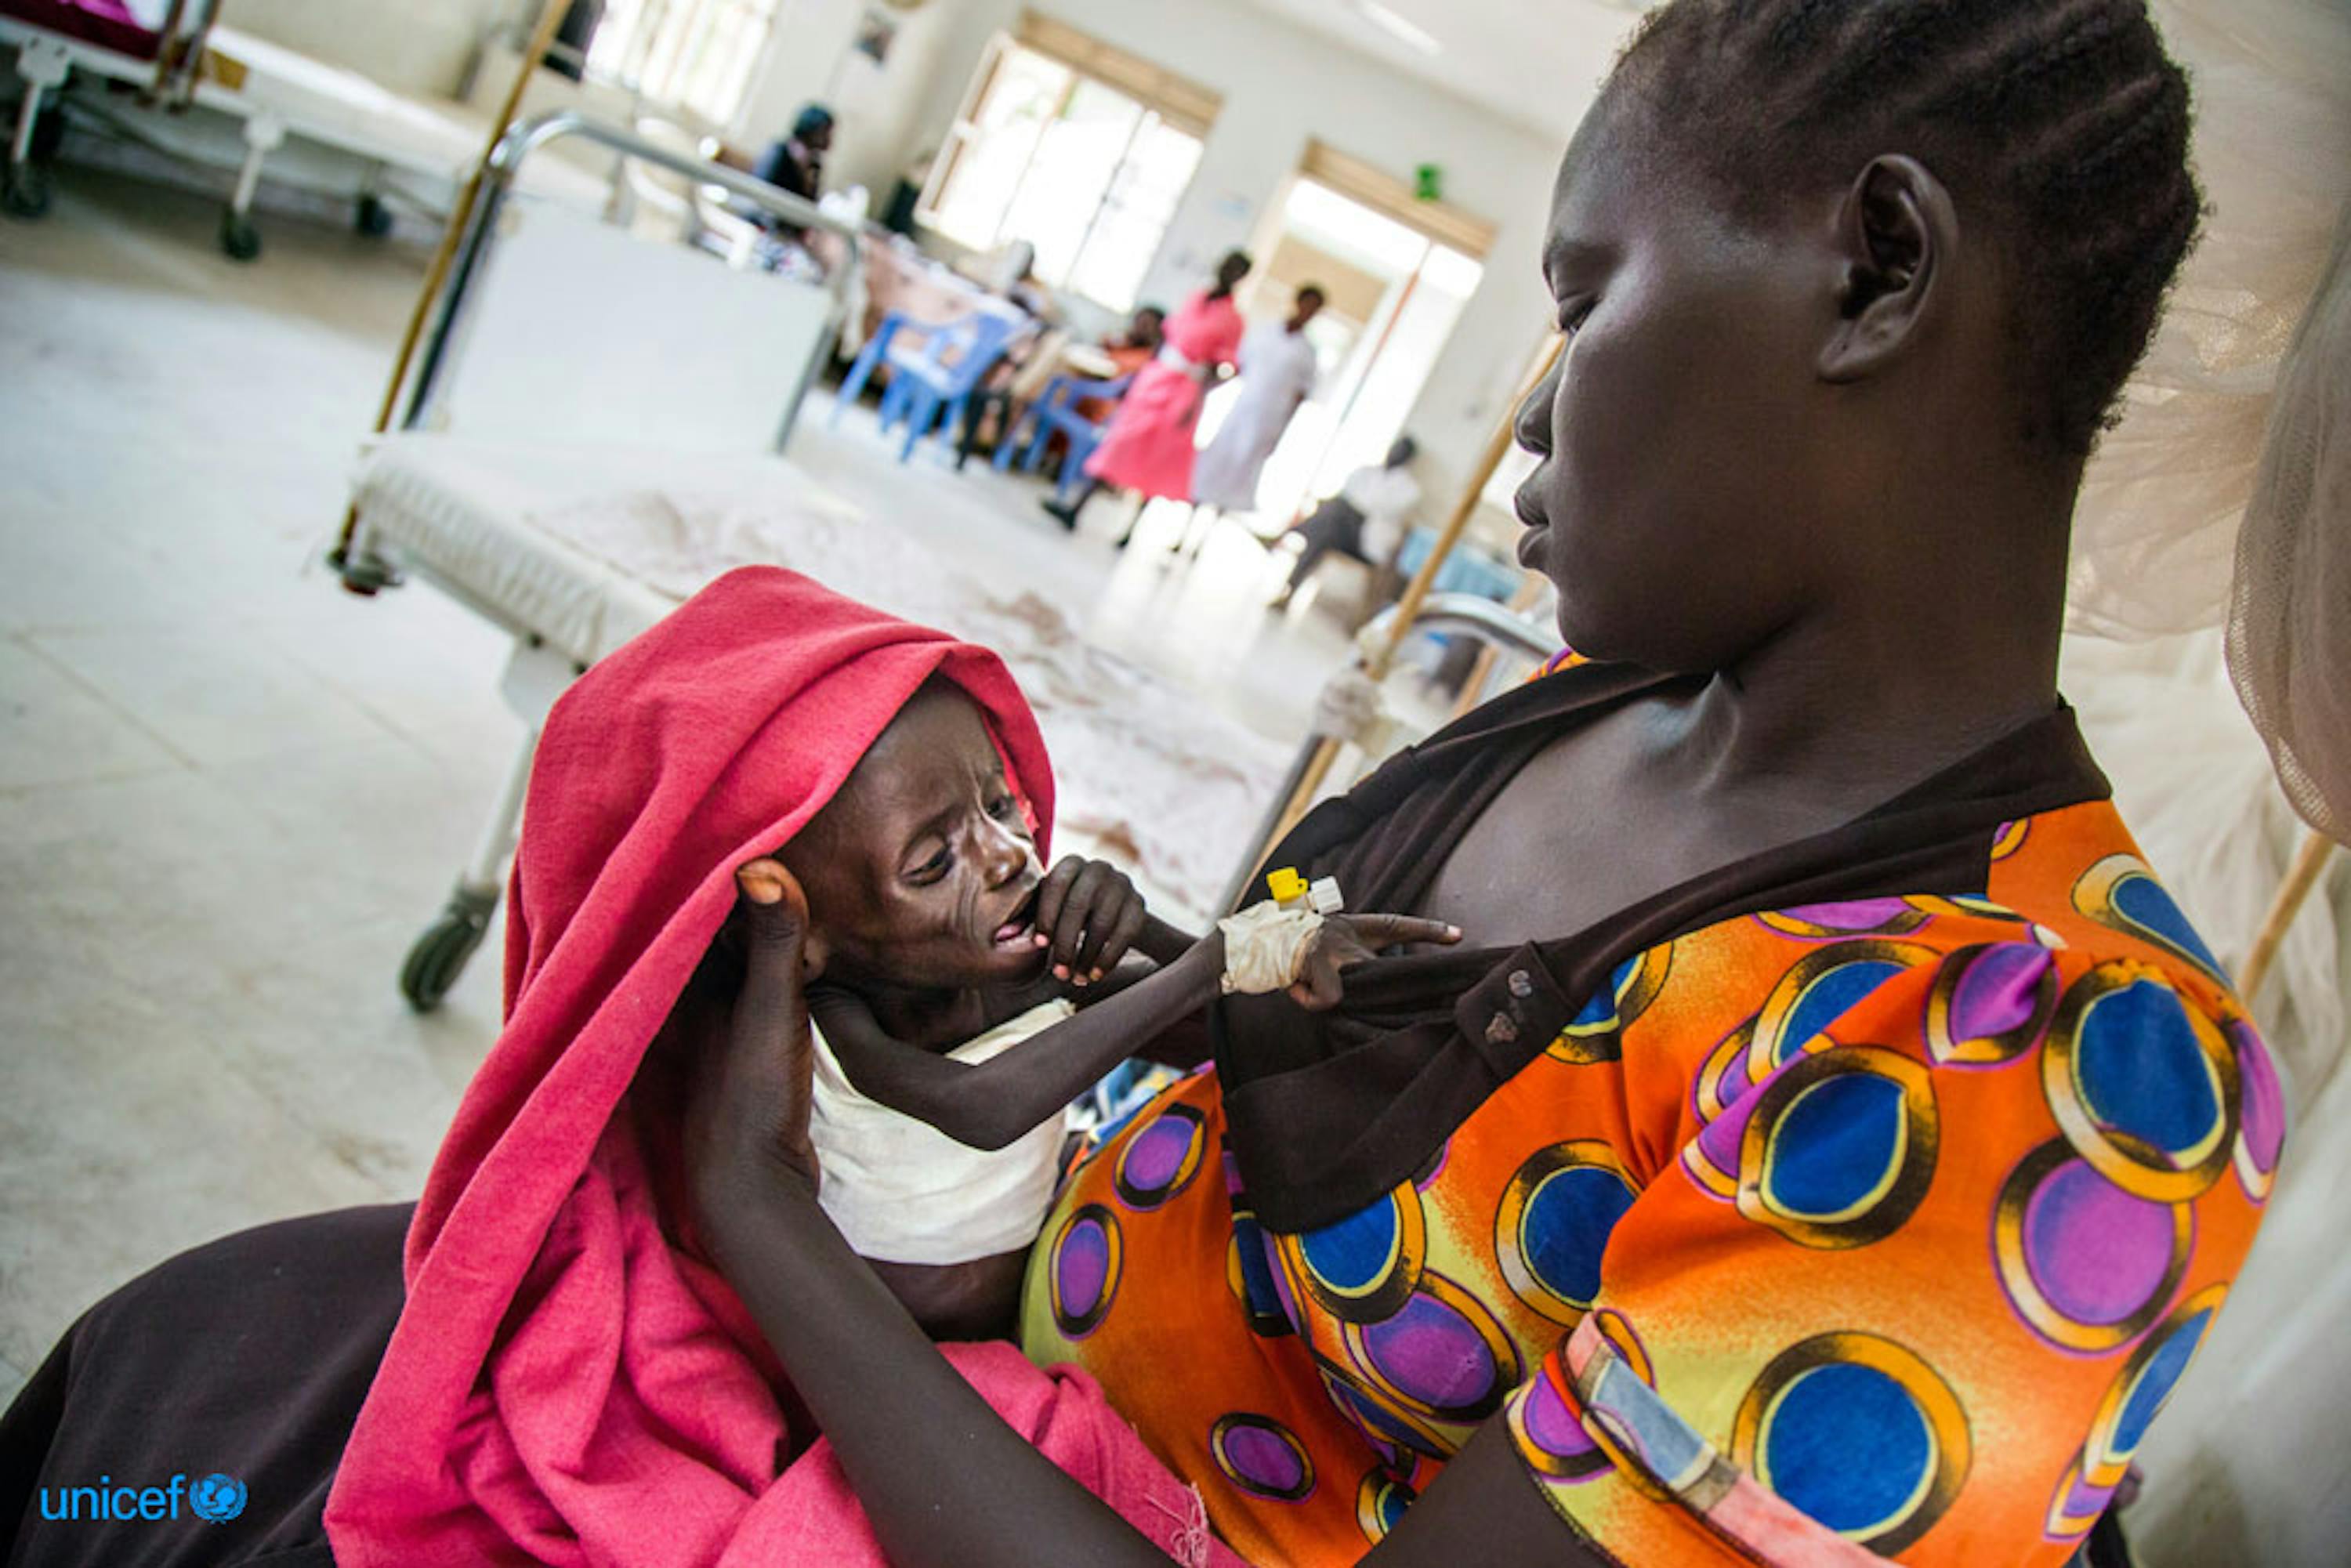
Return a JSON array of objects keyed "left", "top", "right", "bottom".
[
  {"left": 810, "top": 939, "right": 1226, "bottom": 1152},
  {"left": 814, "top": 909, "right": 1461, "bottom": 1150}
]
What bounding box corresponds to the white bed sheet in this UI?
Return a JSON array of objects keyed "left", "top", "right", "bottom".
[
  {"left": 203, "top": 27, "right": 612, "bottom": 210},
  {"left": 351, "top": 436, "right": 1291, "bottom": 919}
]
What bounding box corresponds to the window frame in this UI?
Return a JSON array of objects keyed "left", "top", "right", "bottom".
[{"left": 919, "top": 20, "right": 1219, "bottom": 313}]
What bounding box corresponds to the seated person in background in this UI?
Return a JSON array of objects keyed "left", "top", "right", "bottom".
[
  {"left": 993, "top": 240, "right": 1057, "bottom": 324},
  {"left": 1075, "top": 303, "right": 1168, "bottom": 420},
  {"left": 1271, "top": 434, "right": 1422, "bottom": 608},
  {"left": 748, "top": 103, "right": 835, "bottom": 241},
  {"left": 960, "top": 300, "right": 1168, "bottom": 470},
  {"left": 545, "top": 0, "right": 605, "bottom": 81}
]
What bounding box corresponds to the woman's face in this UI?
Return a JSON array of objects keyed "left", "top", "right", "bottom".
[
  {"left": 786, "top": 687, "right": 1046, "bottom": 990},
  {"left": 1514, "top": 96, "right": 1839, "bottom": 670}
]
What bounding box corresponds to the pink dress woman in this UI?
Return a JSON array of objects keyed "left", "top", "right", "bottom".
[{"left": 1084, "top": 288, "right": 1245, "bottom": 502}]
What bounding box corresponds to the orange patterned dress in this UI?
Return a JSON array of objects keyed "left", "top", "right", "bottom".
[{"left": 1020, "top": 667, "right": 2279, "bottom": 1566}]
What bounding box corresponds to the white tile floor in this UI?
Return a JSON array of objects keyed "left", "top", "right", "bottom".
[{"left": 0, "top": 168, "right": 1360, "bottom": 1410}]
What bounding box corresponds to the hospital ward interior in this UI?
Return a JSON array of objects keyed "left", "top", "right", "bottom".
[{"left": 1, "top": 0, "right": 2346, "bottom": 1564}]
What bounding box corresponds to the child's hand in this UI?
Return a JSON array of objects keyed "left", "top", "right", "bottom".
[
  {"left": 1288, "top": 912, "right": 1460, "bottom": 1012},
  {"left": 1031, "top": 855, "right": 1147, "bottom": 987}
]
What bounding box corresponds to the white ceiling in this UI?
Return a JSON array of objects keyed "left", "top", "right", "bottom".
[{"left": 1237, "top": 0, "right": 1654, "bottom": 142}]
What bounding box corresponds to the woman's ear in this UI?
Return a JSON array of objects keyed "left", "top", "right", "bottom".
[{"left": 1817, "top": 154, "right": 1956, "bottom": 384}]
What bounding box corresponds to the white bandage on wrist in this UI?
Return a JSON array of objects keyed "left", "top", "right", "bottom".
[{"left": 1217, "top": 902, "right": 1326, "bottom": 995}]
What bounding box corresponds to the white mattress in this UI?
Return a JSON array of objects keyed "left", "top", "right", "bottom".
[
  {"left": 351, "top": 436, "right": 1291, "bottom": 918},
  {"left": 200, "top": 27, "right": 612, "bottom": 209}
]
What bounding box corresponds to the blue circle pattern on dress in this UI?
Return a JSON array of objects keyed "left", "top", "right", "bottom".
[
  {"left": 2074, "top": 980, "right": 2223, "bottom": 1161},
  {"left": 1288, "top": 1184, "right": 1426, "bottom": 1323},
  {"left": 2110, "top": 1303, "right": 2213, "bottom": 1455},
  {"left": 1299, "top": 1201, "right": 1400, "bottom": 1293},
  {"left": 1496, "top": 1143, "right": 1639, "bottom": 1325},
  {"left": 1759, "top": 1362, "right": 1934, "bottom": 1535},
  {"left": 2074, "top": 853, "right": 2230, "bottom": 983},
  {"left": 1763, "top": 958, "right": 1910, "bottom": 1070},
  {"left": 1228, "top": 1211, "right": 1297, "bottom": 1336},
  {"left": 1762, "top": 1073, "right": 1907, "bottom": 1221},
  {"left": 1733, "top": 1331, "right": 1970, "bottom": 1555},
  {"left": 1356, "top": 1469, "right": 1417, "bottom": 1542},
  {"left": 2048, "top": 1285, "right": 2226, "bottom": 1534},
  {"left": 1737, "top": 1047, "right": 1938, "bottom": 1248},
  {"left": 2043, "top": 962, "right": 2238, "bottom": 1204},
  {"left": 1523, "top": 1166, "right": 1637, "bottom": 1305}
]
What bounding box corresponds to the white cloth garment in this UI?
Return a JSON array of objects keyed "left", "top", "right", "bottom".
[
  {"left": 1341, "top": 462, "right": 1422, "bottom": 566},
  {"left": 808, "top": 998, "right": 1076, "bottom": 1266},
  {"left": 1191, "top": 323, "right": 1320, "bottom": 512}
]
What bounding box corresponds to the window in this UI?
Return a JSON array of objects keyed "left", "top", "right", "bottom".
[
  {"left": 585, "top": 0, "right": 785, "bottom": 130},
  {"left": 924, "top": 16, "right": 1219, "bottom": 312}
]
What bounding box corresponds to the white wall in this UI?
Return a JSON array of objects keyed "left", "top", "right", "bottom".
[
  {"left": 744, "top": 0, "right": 1574, "bottom": 509},
  {"left": 228, "top": 0, "right": 514, "bottom": 100}
]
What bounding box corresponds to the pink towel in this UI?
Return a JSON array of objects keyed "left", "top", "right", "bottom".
[{"left": 325, "top": 567, "right": 1233, "bottom": 1565}]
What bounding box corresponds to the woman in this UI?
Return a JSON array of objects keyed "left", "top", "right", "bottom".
[
  {"left": 0, "top": 3, "right": 2277, "bottom": 1566},
  {"left": 634, "top": 2, "right": 2274, "bottom": 1565},
  {"left": 1191, "top": 284, "right": 1328, "bottom": 516},
  {"left": 1044, "top": 250, "right": 1252, "bottom": 531}
]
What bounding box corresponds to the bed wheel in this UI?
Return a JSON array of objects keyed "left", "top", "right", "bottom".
[
  {"left": 2, "top": 165, "right": 50, "bottom": 221},
  {"left": 29, "top": 105, "right": 66, "bottom": 164},
  {"left": 328, "top": 545, "right": 401, "bottom": 596},
  {"left": 399, "top": 885, "right": 499, "bottom": 1012},
  {"left": 355, "top": 194, "right": 393, "bottom": 238},
  {"left": 219, "top": 211, "right": 261, "bottom": 262}
]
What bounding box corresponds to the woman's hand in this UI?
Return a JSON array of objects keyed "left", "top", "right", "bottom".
[
  {"left": 683, "top": 859, "right": 824, "bottom": 1258},
  {"left": 1032, "top": 855, "right": 1148, "bottom": 987},
  {"left": 1288, "top": 912, "right": 1460, "bottom": 1011}
]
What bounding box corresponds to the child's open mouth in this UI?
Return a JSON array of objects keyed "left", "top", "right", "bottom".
[{"left": 991, "top": 885, "right": 1041, "bottom": 949}]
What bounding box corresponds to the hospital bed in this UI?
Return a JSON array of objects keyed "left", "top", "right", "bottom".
[
  {"left": 329, "top": 110, "right": 1316, "bottom": 1009},
  {"left": 2, "top": 5, "right": 609, "bottom": 258}
]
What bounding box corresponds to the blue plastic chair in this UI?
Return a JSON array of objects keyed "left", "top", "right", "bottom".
[
  {"left": 830, "top": 311, "right": 915, "bottom": 419},
  {"left": 865, "top": 312, "right": 1021, "bottom": 462},
  {"left": 993, "top": 371, "right": 1134, "bottom": 502}
]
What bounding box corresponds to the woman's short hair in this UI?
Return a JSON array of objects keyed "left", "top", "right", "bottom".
[{"left": 1614, "top": 0, "right": 2201, "bottom": 457}]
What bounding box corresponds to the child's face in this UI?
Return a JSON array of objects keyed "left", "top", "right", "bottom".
[{"left": 786, "top": 686, "right": 1047, "bottom": 990}]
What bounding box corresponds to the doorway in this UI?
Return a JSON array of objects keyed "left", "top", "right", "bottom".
[{"left": 1194, "top": 145, "right": 1491, "bottom": 530}]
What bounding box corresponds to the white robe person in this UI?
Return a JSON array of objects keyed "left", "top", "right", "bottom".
[{"left": 1190, "top": 317, "right": 1320, "bottom": 513}]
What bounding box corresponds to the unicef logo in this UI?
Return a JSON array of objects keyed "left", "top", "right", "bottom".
[{"left": 187, "top": 1474, "right": 247, "bottom": 1523}]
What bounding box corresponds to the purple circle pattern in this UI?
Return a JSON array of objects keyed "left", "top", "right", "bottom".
[
  {"left": 1209, "top": 1413, "right": 1316, "bottom": 1502},
  {"left": 2232, "top": 1019, "right": 2284, "bottom": 1200},
  {"left": 1994, "top": 1139, "right": 2189, "bottom": 1353},
  {"left": 2023, "top": 1161, "right": 2177, "bottom": 1324},
  {"left": 1114, "top": 1104, "right": 1206, "bottom": 1211},
  {"left": 1510, "top": 1367, "right": 1610, "bottom": 1483},
  {"left": 1929, "top": 942, "right": 2058, "bottom": 1066},
  {"left": 1048, "top": 1204, "right": 1121, "bottom": 1338}
]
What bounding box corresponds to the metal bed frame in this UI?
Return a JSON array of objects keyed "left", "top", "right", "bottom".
[
  {"left": 332, "top": 108, "right": 860, "bottom": 1008},
  {"left": 2, "top": 1, "right": 220, "bottom": 223}
]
